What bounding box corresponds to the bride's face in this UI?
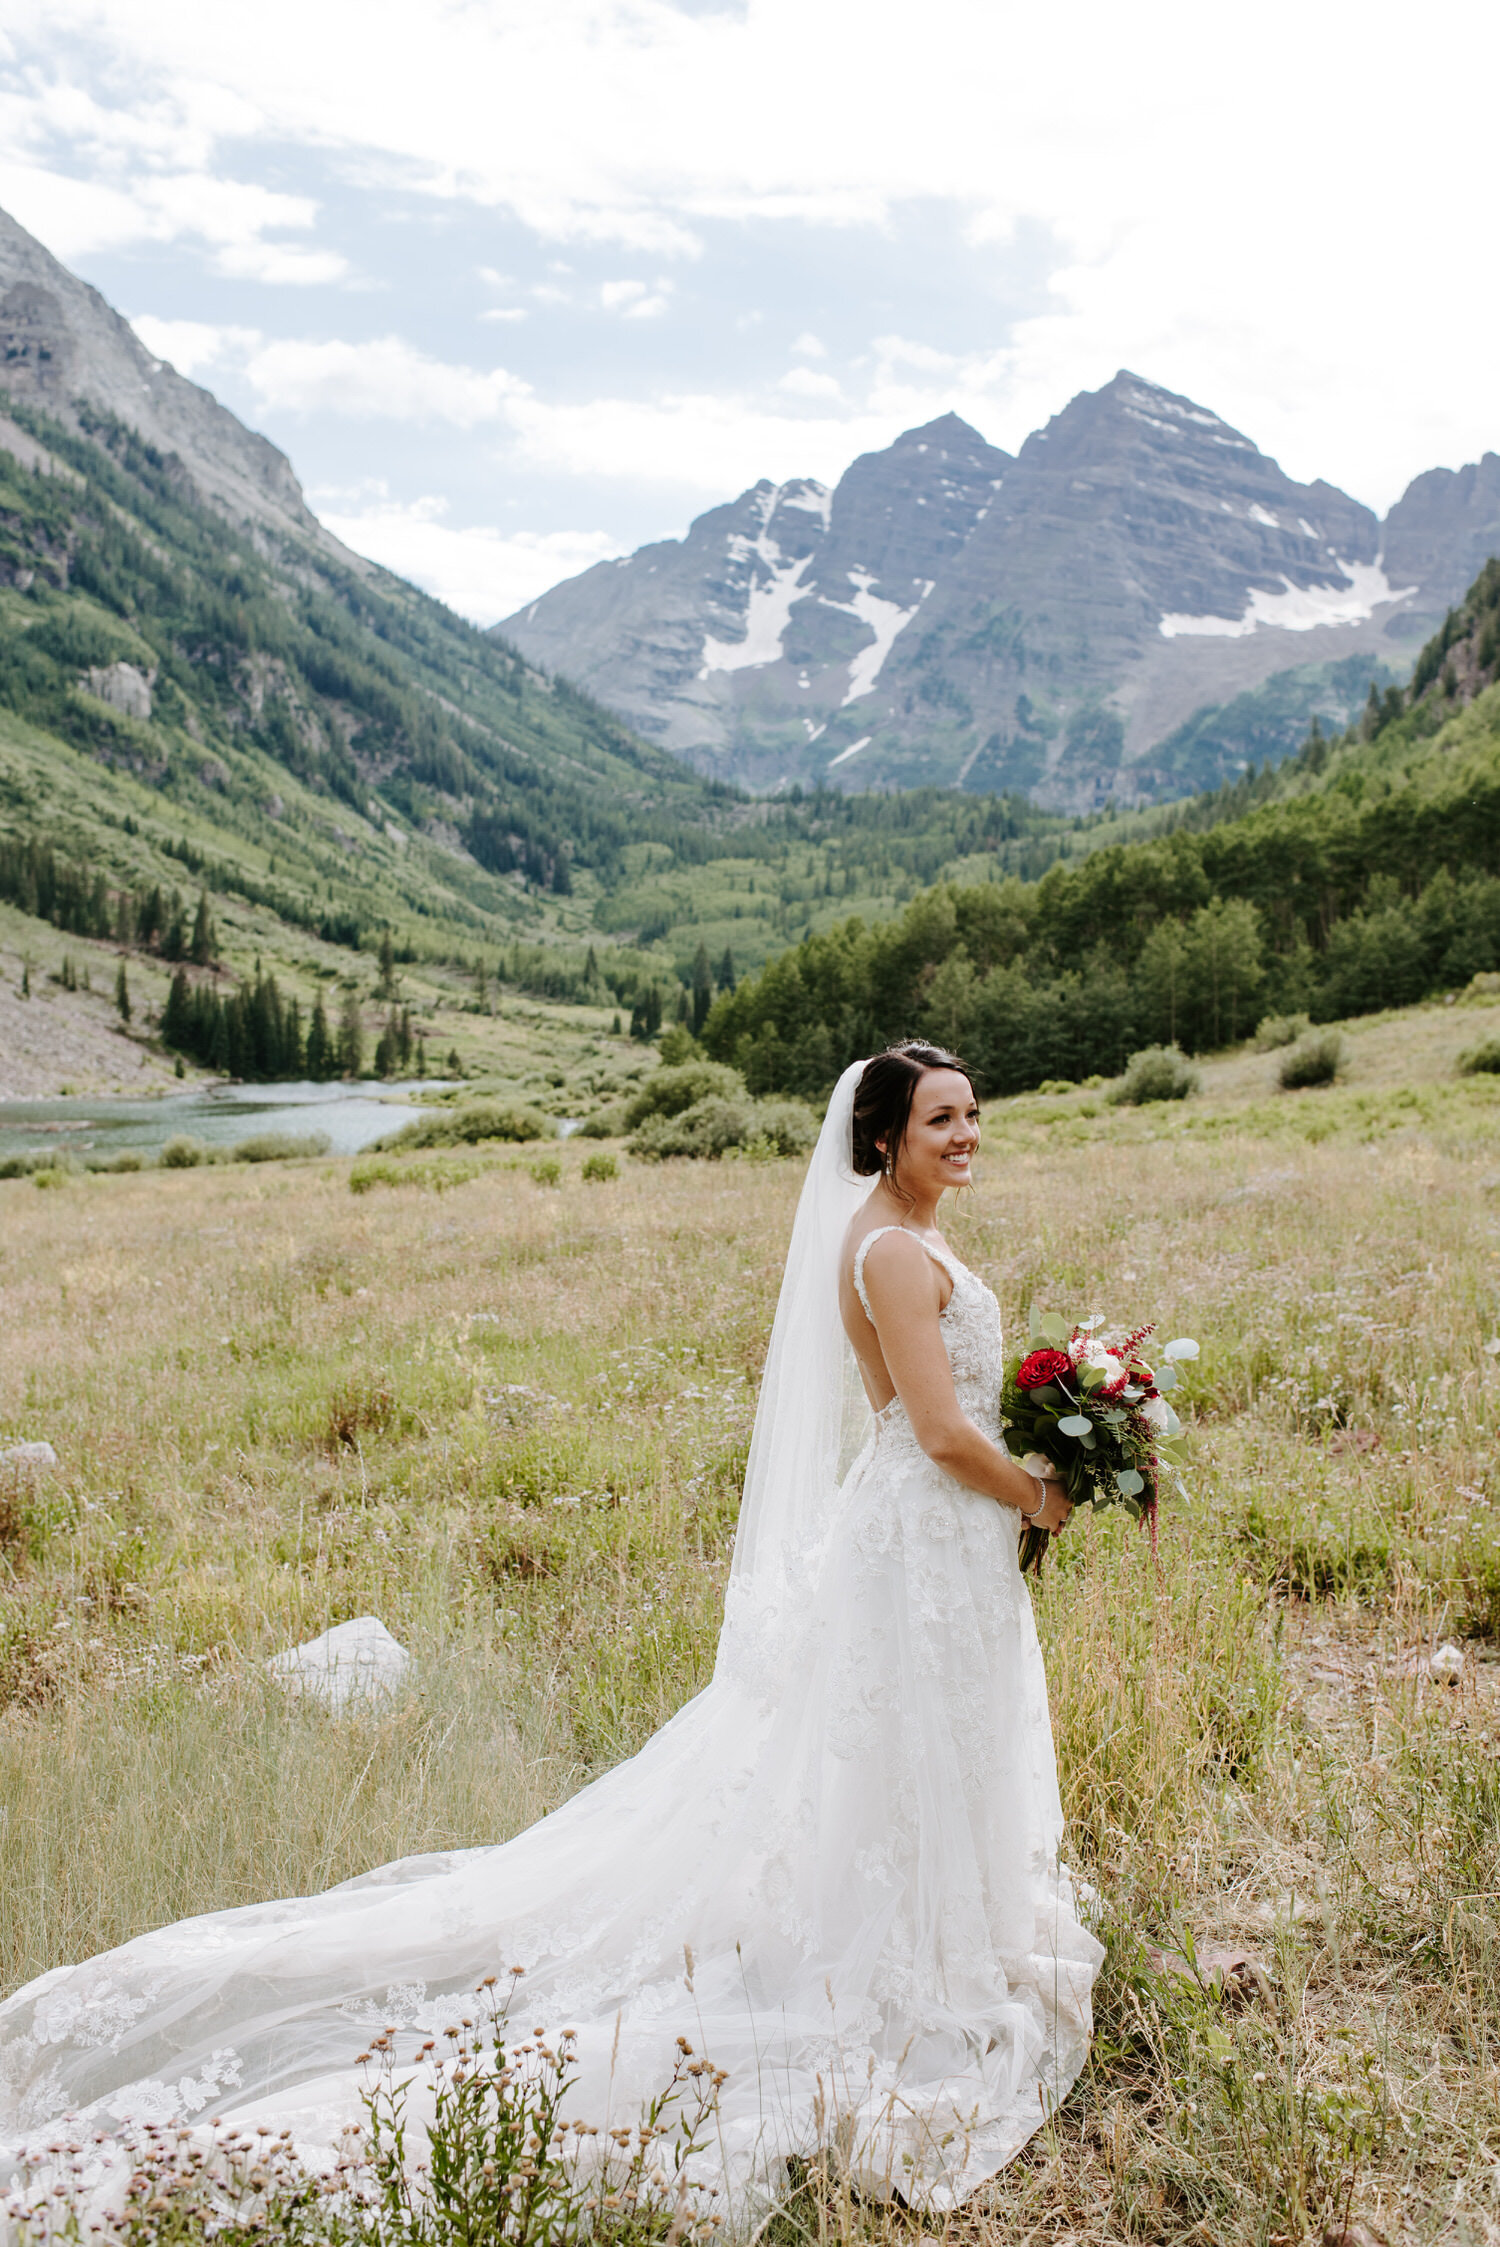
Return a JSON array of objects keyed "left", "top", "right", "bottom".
[{"left": 889, "top": 1067, "right": 980, "bottom": 1196}]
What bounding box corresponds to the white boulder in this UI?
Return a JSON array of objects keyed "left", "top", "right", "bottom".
[
  {"left": 266, "top": 1616, "right": 411, "bottom": 1714},
  {"left": 1429, "top": 1641, "right": 1465, "bottom": 1685},
  {"left": 0, "top": 1441, "right": 58, "bottom": 1472}
]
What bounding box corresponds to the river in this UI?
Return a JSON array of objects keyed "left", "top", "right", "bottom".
[{"left": 0, "top": 1080, "right": 457, "bottom": 1163}]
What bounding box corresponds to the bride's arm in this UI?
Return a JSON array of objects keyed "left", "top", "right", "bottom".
[{"left": 859, "top": 1234, "right": 1072, "bottom": 1531}]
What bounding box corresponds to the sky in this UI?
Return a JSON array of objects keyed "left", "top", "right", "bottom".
[{"left": 1, "top": 0, "right": 1497, "bottom": 626}]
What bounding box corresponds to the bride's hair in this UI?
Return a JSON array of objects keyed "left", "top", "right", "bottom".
[{"left": 850, "top": 1041, "right": 974, "bottom": 1178}]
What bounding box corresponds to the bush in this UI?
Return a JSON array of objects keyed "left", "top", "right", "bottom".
[
  {"left": 574, "top": 1105, "right": 627, "bottom": 1139},
  {"left": 1110, "top": 1045, "right": 1200, "bottom": 1106},
  {"left": 1278, "top": 1031, "right": 1345, "bottom": 1089},
  {"left": 88, "top": 1150, "right": 144, "bottom": 1173},
  {"left": 378, "top": 1100, "right": 555, "bottom": 1151},
  {"left": 1458, "top": 1037, "right": 1500, "bottom": 1076},
  {"left": 656, "top": 1024, "right": 701, "bottom": 1066},
  {"left": 630, "top": 1094, "right": 818, "bottom": 1161},
  {"left": 621, "top": 1062, "right": 745, "bottom": 1131},
  {"left": 529, "top": 1155, "right": 562, "bottom": 1186},
  {"left": 1254, "top": 1012, "right": 1312, "bottom": 1051},
  {"left": 580, "top": 1151, "right": 618, "bottom": 1182},
  {"left": 0, "top": 1153, "right": 45, "bottom": 1180},
  {"left": 232, "top": 1131, "right": 331, "bottom": 1163},
  {"left": 349, "top": 1155, "right": 482, "bottom": 1194},
  {"left": 158, "top": 1135, "right": 205, "bottom": 1168}
]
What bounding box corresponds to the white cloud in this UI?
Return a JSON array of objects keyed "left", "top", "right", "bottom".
[
  {"left": 790, "top": 332, "right": 827, "bottom": 358},
  {"left": 599, "top": 277, "right": 672, "bottom": 317},
  {"left": 244, "top": 335, "right": 529, "bottom": 425},
  {"left": 2, "top": 0, "right": 1498, "bottom": 509},
  {"left": 778, "top": 366, "right": 842, "bottom": 400},
  {"left": 312, "top": 489, "right": 621, "bottom": 623},
  {"left": 130, "top": 314, "right": 261, "bottom": 375}
]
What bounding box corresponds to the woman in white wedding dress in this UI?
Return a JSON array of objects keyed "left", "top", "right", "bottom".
[{"left": 0, "top": 1044, "right": 1100, "bottom": 2214}]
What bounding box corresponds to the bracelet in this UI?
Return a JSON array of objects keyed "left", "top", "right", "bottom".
[{"left": 1021, "top": 1474, "right": 1047, "bottom": 1523}]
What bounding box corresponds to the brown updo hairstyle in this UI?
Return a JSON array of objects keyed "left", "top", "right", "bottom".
[{"left": 850, "top": 1041, "right": 975, "bottom": 1181}]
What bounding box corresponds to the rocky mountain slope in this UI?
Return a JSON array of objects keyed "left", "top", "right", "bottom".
[{"left": 501, "top": 375, "right": 1500, "bottom": 809}]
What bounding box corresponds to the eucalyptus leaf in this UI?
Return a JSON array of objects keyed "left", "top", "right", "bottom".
[
  {"left": 1038, "top": 1313, "right": 1069, "bottom": 1346},
  {"left": 1156, "top": 1365, "right": 1178, "bottom": 1392},
  {"left": 1028, "top": 1306, "right": 1043, "bottom": 1342},
  {"left": 1163, "top": 1337, "right": 1200, "bottom": 1361},
  {"left": 1056, "top": 1414, "right": 1092, "bottom": 1437},
  {"left": 1077, "top": 1362, "right": 1105, "bottom": 1391},
  {"left": 1116, "top": 1468, "right": 1144, "bottom": 1496}
]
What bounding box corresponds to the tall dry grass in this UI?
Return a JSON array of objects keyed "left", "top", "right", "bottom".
[{"left": 2, "top": 1095, "right": 1499, "bottom": 2243}]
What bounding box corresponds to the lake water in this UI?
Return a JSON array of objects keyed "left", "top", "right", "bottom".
[{"left": 0, "top": 1081, "right": 457, "bottom": 1162}]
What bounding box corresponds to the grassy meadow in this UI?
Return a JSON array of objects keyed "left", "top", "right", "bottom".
[{"left": 3, "top": 998, "right": 1500, "bottom": 2244}]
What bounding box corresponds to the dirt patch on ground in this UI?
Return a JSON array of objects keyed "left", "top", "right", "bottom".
[{"left": 0, "top": 942, "right": 181, "bottom": 1098}]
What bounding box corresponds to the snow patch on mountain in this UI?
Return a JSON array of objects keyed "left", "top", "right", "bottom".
[
  {"left": 1159, "top": 560, "right": 1414, "bottom": 641},
  {"left": 836, "top": 571, "right": 934, "bottom": 705},
  {"left": 828, "top": 734, "right": 872, "bottom": 767},
  {"left": 699, "top": 535, "right": 814, "bottom": 675}
]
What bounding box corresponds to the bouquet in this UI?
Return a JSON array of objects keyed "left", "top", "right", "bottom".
[{"left": 1000, "top": 1308, "right": 1197, "bottom": 1574}]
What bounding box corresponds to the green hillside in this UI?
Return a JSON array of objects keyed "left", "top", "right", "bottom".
[
  {"left": 0, "top": 387, "right": 1088, "bottom": 1063},
  {"left": 701, "top": 561, "right": 1500, "bottom": 1095}
]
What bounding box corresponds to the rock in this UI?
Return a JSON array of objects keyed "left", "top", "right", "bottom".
[
  {"left": 1429, "top": 1640, "right": 1465, "bottom": 1684},
  {"left": 266, "top": 1616, "right": 411, "bottom": 1714},
  {"left": 1146, "top": 1940, "right": 1272, "bottom": 2005},
  {"left": 1322, "top": 2222, "right": 1387, "bottom": 2247},
  {"left": 0, "top": 1440, "right": 58, "bottom": 1472},
  {"left": 82, "top": 661, "right": 153, "bottom": 720}
]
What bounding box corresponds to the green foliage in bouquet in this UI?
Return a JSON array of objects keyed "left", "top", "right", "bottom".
[{"left": 1000, "top": 1309, "right": 1195, "bottom": 1574}]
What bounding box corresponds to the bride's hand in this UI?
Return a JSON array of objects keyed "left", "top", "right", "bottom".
[{"left": 1028, "top": 1480, "right": 1073, "bottom": 1534}]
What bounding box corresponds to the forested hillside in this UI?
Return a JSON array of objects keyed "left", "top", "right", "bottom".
[
  {"left": 701, "top": 561, "right": 1500, "bottom": 1095},
  {"left": 0, "top": 387, "right": 1079, "bottom": 1045}
]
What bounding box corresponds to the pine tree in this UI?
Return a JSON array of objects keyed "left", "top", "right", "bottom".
[
  {"left": 610, "top": 1012, "right": 621, "bottom": 1036},
  {"left": 716, "top": 946, "right": 736, "bottom": 993},
  {"left": 115, "top": 959, "right": 131, "bottom": 1023},
  {"left": 190, "top": 893, "right": 216, "bottom": 966},
  {"left": 20, "top": 962, "right": 29, "bottom": 999},
  {"left": 691, "top": 941, "right": 713, "bottom": 1033},
  {"left": 337, "top": 990, "right": 365, "bottom": 1077},
  {"left": 398, "top": 1006, "right": 413, "bottom": 1068},
  {"left": 161, "top": 968, "right": 192, "bottom": 1051},
  {"left": 374, "top": 1021, "right": 397, "bottom": 1077},
  {"left": 417, "top": 1035, "right": 428, "bottom": 1077},
  {"left": 305, "top": 998, "right": 333, "bottom": 1080},
  {"left": 377, "top": 928, "right": 396, "bottom": 997}
]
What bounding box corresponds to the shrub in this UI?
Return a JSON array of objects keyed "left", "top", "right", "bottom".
[
  {"left": 232, "top": 1131, "right": 332, "bottom": 1163},
  {"left": 1034, "top": 1078, "right": 1075, "bottom": 1096},
  {"left": 630, "top": 1094, "right": 818, "bottom": 1161},
  {"left": 88, "top": 1150, "right": 144, "bottom": 1173},
  {"left": 1254, "top": 1012, "right": 1312, "bottom": 1051},
  {"left": 529, "top": 1155, "right": 562, "bottom": 1186},
  {"left": 574, "top": 1105, "right": 627, "bottom": 1139},
  {"left": 378, "top": 1100, "right": 555, "bottom": 1151},
  {"left": 1110, "top": 1045, "right": 1200, "bottom": 1106},
  {"left": 1278, "top": 1031, "right": 1345, "bottom": 1089},
  {"left": 580, "top": 1151, "right": 618, "bottom": 1183},
  {"left": 158, "top": 1136, "right": 205, "bottom": 1168},
  {"left": 621, "top": 1062, "right": 745, "bottom": 1131},
  {"left": 349, "top": 1156, "right": 482, "bottom": 1194},
  {"left": 0, "top": 1153, "right": 45, "bottom": 1180},
  {"left": 656, "top": 1024, "right": 701, "bottom": 1066},
  {"left": 1458, "top": 1037, "right": 1500, "bottom": 1076}
]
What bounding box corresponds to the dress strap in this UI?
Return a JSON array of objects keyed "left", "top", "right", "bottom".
[{"left": 853, "top": 1226, "right": 963, "bottom": 1320}]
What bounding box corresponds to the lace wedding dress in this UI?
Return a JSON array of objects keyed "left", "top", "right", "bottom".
[{"left": 0, "top": 1065, "right": 1100, "bottom": 2214}]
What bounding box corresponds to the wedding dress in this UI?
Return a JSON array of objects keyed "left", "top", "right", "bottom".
[{"left": 0, "top": 1063, "right": 1100, "bottom": 2214}]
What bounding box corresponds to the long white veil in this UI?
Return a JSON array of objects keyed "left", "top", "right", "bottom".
[{"left": 715, "top": 1058, "right": 874, "bottom": 1696}]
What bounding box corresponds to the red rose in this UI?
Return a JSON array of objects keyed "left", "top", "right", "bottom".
[{"left": 1016, "top": 1348, "right": 1071, "bottom": 1389}]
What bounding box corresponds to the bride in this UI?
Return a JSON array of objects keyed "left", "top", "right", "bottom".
[{"left": 0, "top": 1042, "right": 1100, "bottom": 2212}]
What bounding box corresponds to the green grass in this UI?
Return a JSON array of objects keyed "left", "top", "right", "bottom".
[{"left": 3, "top": 1031, "right": 1500, "bottom": 2242}]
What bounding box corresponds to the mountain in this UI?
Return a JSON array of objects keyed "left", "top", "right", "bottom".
[
  {"left": 504, "top": 414, "right": 1012, "bottom": 784},
  {"left": 500, "top": 374, "right": 1497, "bottom": 810},
  {"left": 0, "top": 207, "right": 327, "bottom": 545},
  {"left": 698, "top": 556, "right": 1500, "bottom": 1099}
]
